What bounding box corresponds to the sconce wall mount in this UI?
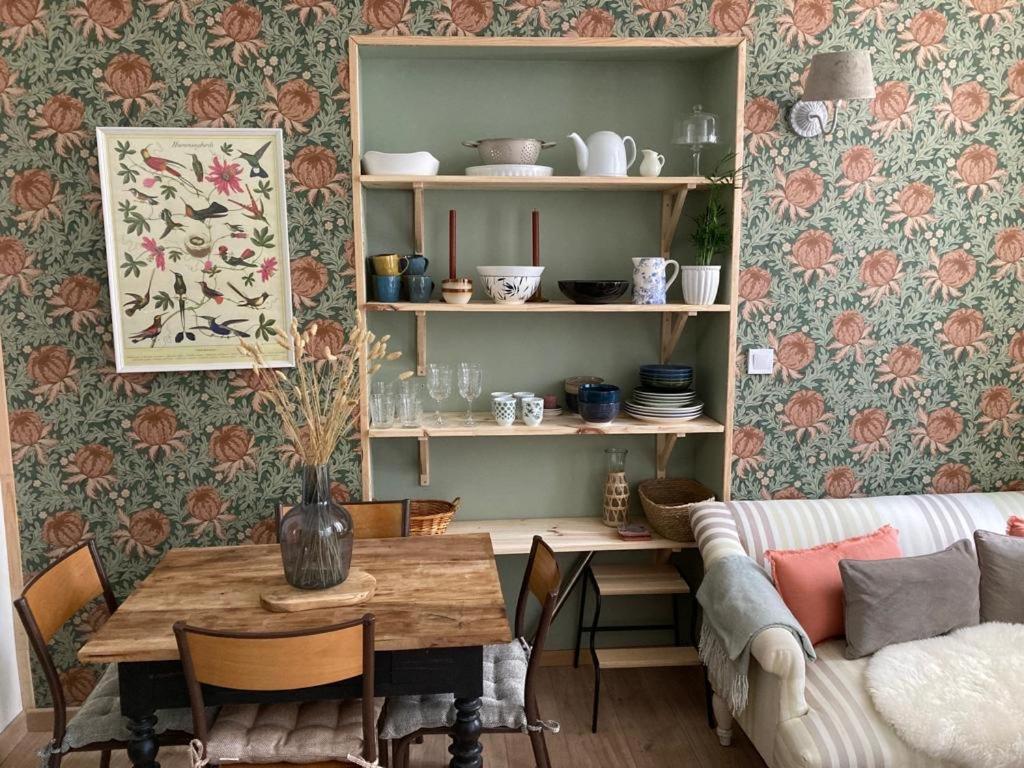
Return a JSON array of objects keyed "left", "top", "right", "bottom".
[{"left": 788, "top": 50, "right": 876, "bottom": 138}]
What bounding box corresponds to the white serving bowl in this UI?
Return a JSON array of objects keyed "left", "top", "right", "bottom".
[
  {"left": 362, "top": 151, "right": 440, "bottom": 176},
  {"left": 479, "top": 275, "right": 542, "bottom": 304},
  {"left": 476, "top": 265, "right": 545, "bottom": 278}
]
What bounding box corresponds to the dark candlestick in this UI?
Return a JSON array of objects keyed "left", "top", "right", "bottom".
[
  {"left": 448, "top": 209, "right": 456, "bottom": 280},
  {"left": 532, "top": 209, "right": 540, "bottom": 267}
]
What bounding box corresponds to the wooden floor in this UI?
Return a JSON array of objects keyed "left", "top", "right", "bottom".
[{"left": 2, "top": 667, "right": 765, "bottom": 767}]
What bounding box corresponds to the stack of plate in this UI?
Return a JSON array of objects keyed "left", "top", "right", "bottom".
[
  {"left": 624, "top": 392, "right": 704, "bottom": 423},
  {"left": 638, "top": 364, "right": 693, "bottom": 391}
]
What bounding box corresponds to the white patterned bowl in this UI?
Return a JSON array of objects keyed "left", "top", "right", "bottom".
[
  {"left": 479, "top": 274, "right": 542, "bottom": 304},
  {"left": 476, "top": 266, "right": 545, "bottom": 278}
]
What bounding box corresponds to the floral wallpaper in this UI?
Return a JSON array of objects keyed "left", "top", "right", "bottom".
[{"left": 0, "top": 0, "right": 1021, "bottom": 703}]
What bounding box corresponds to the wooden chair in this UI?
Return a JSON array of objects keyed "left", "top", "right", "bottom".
[
  {"left": 174, "top": 615, "right": 379, "bottom": 767},
  {"left": 14, "top": 541, "right": 193, "bottom": 768},
  {"left": 278, "top": 500, "right": 411, "bottom": 540},
  {"left": 383, "top": 535, "right": 561, "bottom": 768}
]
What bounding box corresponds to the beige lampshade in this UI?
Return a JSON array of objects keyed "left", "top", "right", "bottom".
[{"left": 802, "top": 50, "right": 875, "bottom": 101}]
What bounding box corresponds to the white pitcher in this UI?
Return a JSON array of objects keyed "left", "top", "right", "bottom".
[
  {"left": 632, "top": 257, "right": 680, "bottom": 304},
  {"left": 638, "top": 150, "right": 665, "bottom": 177}
]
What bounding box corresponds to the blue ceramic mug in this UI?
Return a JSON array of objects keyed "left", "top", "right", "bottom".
[
  {"left": 405, "top": 275, "right": 433, "bottom": 303},
  {"left": 374, "top": 275, "right": 402, "bottom": 302},
  {"left": 406, "top": 254, "right": 429, "bottom": 276}
]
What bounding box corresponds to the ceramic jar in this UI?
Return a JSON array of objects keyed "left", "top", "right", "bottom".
[
  {"left": 632, "top": 257, "right": 680, "bottom": 304},
  {"left": 680, "top": 265, "right": 721, "bottom": 305},
  {"left": 522, "top": 396, "right": 545, "bottom": 427}
]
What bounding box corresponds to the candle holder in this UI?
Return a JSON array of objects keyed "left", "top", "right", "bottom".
[{"left": 527, "top": 209, "right": 548, "bottom": 303}]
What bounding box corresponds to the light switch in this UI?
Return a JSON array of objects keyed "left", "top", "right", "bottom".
[{"left": 748, "top": 348, "right": 774, "bottom": 375}]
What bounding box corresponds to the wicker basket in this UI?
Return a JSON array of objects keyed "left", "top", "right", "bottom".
[
  {"left": 409, "top": 497, "right": 461, "bottom": 536},
  {"left": 638, "top": 479, "right": 715, "bottom": 542}
]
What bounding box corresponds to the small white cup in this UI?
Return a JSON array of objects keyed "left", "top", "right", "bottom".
[
  {"left": 513, "top": 391, "right": 535, "bottom": 419},
  {"left": 492, "top": 397, "right": 516, "bottom": 427},
  {"left": 522, "top": 396, "right": 544, "bottom": 427},
  {"left": 491, "top": 391, "right": 512, "bottom": 400}
]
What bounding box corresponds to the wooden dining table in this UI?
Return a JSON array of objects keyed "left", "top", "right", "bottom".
[{"left": 78, "top": 533, "right": 511, "bottom": 768}]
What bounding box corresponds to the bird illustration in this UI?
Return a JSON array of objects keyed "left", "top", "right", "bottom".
[
  {"left": 236, "top": 141, "right": 271, "bottom": 178},
  {"left": 128, "top": 187, "right": 159, "bottom": 205},
  {"left": 199, "top": 280, "right": 225, "bottom": 305},
  {"left": 141, "top": 147, "right": 186, "bottom": 178},
  {"left": 130, "top": 314, "right": 163, "bottom": 347},
  {"left": 192, "top": 316, "right": 250, "bottom": 338},
  {"left": 228, "top": 282, "right": 270, "bottom": 309},
  {"left": 220, "top": 247, "right": 259, "bottom": 269},
  {"left": 159, "top": 208, "right": 183, "bottom": 239},
  {"left": 227, "top": 186, "right": 265, "bottom": 222},
  {"left": 184, "top": 201, "right": 228, "bottom": 222},
  {"left": 123, "top": 272, "right": 155, "bottom": 317},
  {"left": 172, "top": 271, "right": 196, "bottom": 343},
  {"left": 190, "top": 153, "right": 204, "bottom": 182}
]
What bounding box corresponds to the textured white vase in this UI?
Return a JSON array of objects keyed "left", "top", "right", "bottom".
[{"left": 681, "top": 265, "right": 721, "bottom": 305}]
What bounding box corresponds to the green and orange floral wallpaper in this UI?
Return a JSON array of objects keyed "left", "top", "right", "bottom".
[{"left": 0, "top": 0, "right": 1021, "bottom": 702}]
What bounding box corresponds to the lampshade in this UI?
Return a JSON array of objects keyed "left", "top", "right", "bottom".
[{"left": 802, "top": 50, "right": 875, "bottom": 102}]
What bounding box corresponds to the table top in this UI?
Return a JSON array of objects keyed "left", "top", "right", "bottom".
[
  {"left": 79, "top": 534, "right": 511, "bottom": 664},
  {"left": 446, "top": 516, "right": 696, "bottom": 555}
]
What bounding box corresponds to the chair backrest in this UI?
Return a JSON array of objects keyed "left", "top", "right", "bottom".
[
  {"left": 277, "top": 500, "right": 411, "bottom": 540},
  {"left": 14, "top": 541, "right": 118, "bottom": 745},
  {"left": 174, "top": 615, "right": 377, "bottom": 763},
  {"left": 513, "top": 536, "right": 560, "bottom": 720}
]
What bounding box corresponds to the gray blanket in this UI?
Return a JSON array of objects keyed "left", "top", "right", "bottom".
[{"left": 697, "top": 554, "right": 815, "bottom": 714}]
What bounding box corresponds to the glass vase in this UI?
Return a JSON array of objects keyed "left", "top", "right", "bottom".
[
  {"left": 602, "top": 448, "right": 630, "bottom": 528},
  {"left": 279, "top": 463, "right": 354, "bottom": 589}
]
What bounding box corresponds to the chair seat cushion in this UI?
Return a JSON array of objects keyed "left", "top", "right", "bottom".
[
  {"left": 206, "top": 698, "right": 381, "bottom": 764},
  {"left": 379, "top": 640, "right": 529, "bottom": 740},
  {"left": 62, "top": 665, "right": 196, "bottom": 751}
]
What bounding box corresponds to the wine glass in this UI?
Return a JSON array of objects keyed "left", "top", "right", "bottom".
[
  {"left": 426, "top": 364, "right": 452, "bottom": 425},
  {"left": 457, "top": 363, "right": 483, "bottom": 426}
]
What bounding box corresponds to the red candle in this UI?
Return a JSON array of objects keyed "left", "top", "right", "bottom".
[
  {"left": 448, "top": 209, "right": 456, "bottom": 280},
  {"left": 532, "top": 209, "right": 540, "bottom": 267}
]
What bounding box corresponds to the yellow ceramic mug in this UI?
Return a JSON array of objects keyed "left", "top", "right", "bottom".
[{"left": 372, "top": 253, "right": 407, "bottom": 276}]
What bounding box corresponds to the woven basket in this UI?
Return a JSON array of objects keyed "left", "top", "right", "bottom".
[
  {"left": 409, "top": 497, "right": 461, "bottom": 536},
  {"left": 638, "top": 479, "right": 715, "bottom": 542}
]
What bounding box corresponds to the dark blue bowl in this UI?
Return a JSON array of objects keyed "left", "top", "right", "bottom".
[
  {"left": 639, "top": 364, "right": 693, "bottom": 376},
  {"left": 579, "top": 400, "right": 620, "bottom": 424},
  {"left": 577, "top": 384, "right": 621, "bottom": 403}
]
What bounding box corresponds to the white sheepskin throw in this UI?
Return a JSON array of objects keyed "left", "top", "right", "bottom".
[{"left": 866, "top": 622, "right": 1024, "bottom": 768}]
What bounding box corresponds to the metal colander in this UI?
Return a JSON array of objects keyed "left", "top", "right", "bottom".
[{"left": 462, "top": 138, "right": 556, "bottom": 165}]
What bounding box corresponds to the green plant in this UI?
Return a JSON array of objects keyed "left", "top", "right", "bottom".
[{"left": 691, "top": 153, "right": 743, "bottom": 266}]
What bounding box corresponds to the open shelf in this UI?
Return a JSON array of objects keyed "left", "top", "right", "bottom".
[
  {"left": 363, "top": 301, "right": 730, "bottom": 314},
  {"left": 369, "top": 411, "right": 724, "bottom": 438},
  {"left": 359, "top": 175, "right": 712, "bottom": 191}
]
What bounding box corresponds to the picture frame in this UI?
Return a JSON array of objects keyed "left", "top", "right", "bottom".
[{"left": 97, "top": 127, "right": 294, "bottom": 373}]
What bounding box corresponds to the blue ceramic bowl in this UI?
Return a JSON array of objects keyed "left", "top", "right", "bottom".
[
  {"left": 579, "top": 400, "right": 620, "bottom": 424},
  {"left": 577, "top": 384, "right": 621, "bottom": 404},
  {"left": 639, "top": 364, "right": 693, "bottom": 377}
]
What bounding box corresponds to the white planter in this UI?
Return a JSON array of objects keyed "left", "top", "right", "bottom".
[{"left": 681, "top": 265, "right": 721, "bottom": 305}]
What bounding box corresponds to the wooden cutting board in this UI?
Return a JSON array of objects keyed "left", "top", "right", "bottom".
[{"left": 260, "top": 570, "right": 377, "bottom": 613}]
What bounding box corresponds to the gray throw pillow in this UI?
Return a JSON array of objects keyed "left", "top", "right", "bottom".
[
  {"left": 839, "top": 538, "right": 979, "bottom": 659},
  {"left": 975, "top": 529, "right": 1024, "bottom": 623}
]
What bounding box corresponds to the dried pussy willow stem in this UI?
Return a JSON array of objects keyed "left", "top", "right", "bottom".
[{"left": 239, "top": 320, "right": 409, "bottom": 466}]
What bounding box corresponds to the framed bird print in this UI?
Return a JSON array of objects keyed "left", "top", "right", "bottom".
[{"left": 97, "top": 127, "right": 294, "bottom": 372}]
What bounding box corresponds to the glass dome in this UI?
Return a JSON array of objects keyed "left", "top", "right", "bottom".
[{"left": 674, "top": 105, "right": 719, "bottom": 175}]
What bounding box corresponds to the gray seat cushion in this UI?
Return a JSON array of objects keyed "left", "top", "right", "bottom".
[
  {"left": 380, "top": 641, "right": 529, "bottom": 740},
  {"left": 62, "top": 665, "right": 196, "bottom": 751}
]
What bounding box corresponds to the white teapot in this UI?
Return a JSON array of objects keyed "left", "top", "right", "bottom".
[{"left": 567, "top": 131, "right": 637, "bottom": 177}]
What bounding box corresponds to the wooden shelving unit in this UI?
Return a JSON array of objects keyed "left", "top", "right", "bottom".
[
  {"left": 446, "top": 517, "right": 695, "bottom": 555},
  {"left": 350, "top": 36, "right": 745, "bottom": 501}
]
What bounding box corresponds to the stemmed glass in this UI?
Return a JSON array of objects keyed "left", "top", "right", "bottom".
[
  {"left": 426, "top": 364, "right": 452, "bottom": 425},
  {"left": 674, "top": 104, "right": 719, "bottom": 175},
  {"left": 457, "top": 363, "right": 483, "bottom": 426}
]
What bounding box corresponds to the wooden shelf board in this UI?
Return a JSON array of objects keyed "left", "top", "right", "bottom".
[
  {"left": 595, "top": 645, "right": 700, "bottom": 669},
  {"left": 363, "top": 301, "right": 730, "bottom": 314},
  {"left": 446, "top": 516, "right": 694, "bottom": 555},
  {"left": 358, "top": 175, "right": 712, "bottom": 191},
  {"left": 369, "top": 412, "right": 724, "bottom": 438},
  {"left": 591, "top": 563, "right": 691, "bottom": 596}
]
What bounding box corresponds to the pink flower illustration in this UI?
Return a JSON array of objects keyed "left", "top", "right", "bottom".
[
  {"left": 260, "top": 256, "right": 277, "bottom": 282},
  {"left": 847, "top": 0, "right": 895, "bottom": 29},
  {"left": 206, "top": 156, "right": 243, "bottom": 195},
  {"left": 141, "top": 236, "right": 166, "bottom": 270},
  {"left": 142, "top": 177, "right": 157, "bottom": 188}
]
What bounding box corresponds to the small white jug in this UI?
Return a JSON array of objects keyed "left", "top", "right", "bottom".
[
  {"left": 632, "top": 257, "right": 680, "bottom": 304},
  {"left": 638, "top": 150, "right": 665, "bottom": 178}
]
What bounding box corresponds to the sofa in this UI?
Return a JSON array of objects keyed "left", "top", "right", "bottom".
[{"left": 691, "top": 491, "right": 1024, "bottom": 768}]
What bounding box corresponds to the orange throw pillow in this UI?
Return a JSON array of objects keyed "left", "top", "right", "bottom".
[
  {"left": 1008, "top": 516, "right": 1024, "bottom": 537},
  {"left": 765, "top": 525, "right": 901, "bottom": 645}
]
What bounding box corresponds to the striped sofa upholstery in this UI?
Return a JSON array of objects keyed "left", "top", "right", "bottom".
[{"left": 691, "top": 491, "right": 1024, "bottom": 768}]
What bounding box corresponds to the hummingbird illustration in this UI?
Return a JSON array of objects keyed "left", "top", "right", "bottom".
[
  {"left": 236, "top": 141, "right": 271, "bottom": 179},
  {"left": 192, "top": 316, "right": 250, "bottom": 338},
  {"left": 228, "top": 282, "right": 270, "bottom": 309},
  {"left": 227, "top": 186, "right": 265, "bottom": 222},
  {"left": 199, "top": 280, "right": 225, "bottom": 305},
  {"left": 159, "top": 208, "right": 183, "bottom": 239},
  {"left": 172, "top": 271, "right": 196, "bottom": 343},
  {"left": 190, "top": 153, "right": 204, "bottom": 182},
  {"left": 141, "top": 147, "right": 186, "bottom": 178},
  {"left": 129, "top": 314, "right": 163, "bottom": 347},
  {"left": 123, "top": 272, "right": 155, "bottom": 317},
  {"left": 128, "top": 187, "right": 159, "bottom": 205},
  {"left": 220, "top": 247, "right": 259, "bottom": 269},
  {"left": 184, "top": 201, "right": 228, "bottom": 222}
]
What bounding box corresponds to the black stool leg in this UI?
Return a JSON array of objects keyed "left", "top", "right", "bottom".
[
  {"left": 573, "top": 570, "right": 588, "bottom": 668},
  {"left": 672, "top": 593, "right": 681, "bottom": 646},
  {"left": 588, "top": 567, "right": 602, "bottom": 734}
]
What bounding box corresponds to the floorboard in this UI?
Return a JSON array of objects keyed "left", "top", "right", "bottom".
[{"left": 1, "top": 668, "right": 766, "bottom": 767}]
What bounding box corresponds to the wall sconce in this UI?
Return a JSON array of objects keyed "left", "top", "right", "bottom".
[{"left": 788, "top": 50, "right": 876, "bottom": 138}]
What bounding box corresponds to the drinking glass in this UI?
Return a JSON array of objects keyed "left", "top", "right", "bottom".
[
  {"left": 398, "top": 392, "right": 422, "bottom": 427},
  {"left": 426, "top": 364, "right": 452, "bottom": 425},
  {"left": 369, "top": 393, "right": 396, "bottom": 427},
  {"left": 457, "top": 363, "right": 483, "bottom": 425}
]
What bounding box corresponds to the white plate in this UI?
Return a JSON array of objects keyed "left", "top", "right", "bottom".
[
  {"left": 625, "top": 411, "right": 702, "bottom": 423},
  {"left": 632, "top": 393, "right": 697, "bottom": 402},
  {"left": 466, "top": 164, "right": 554, "bottom": 177},
  {"left": 625, "top": 404, "right": 703, "bottom": 416}
]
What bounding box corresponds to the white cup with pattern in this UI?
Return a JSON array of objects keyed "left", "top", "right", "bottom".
[
  {"left": 522, "top": 396, "right": 544, "bottom": 427},
  {"left": 492, "top": 397, "right": 516, "bottom": 427}
]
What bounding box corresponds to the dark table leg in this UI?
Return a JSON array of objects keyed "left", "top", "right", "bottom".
[
  {"left": 126, "top": 714, "right": 160, "bottom": 768},
  {"left": 449, "top": 696, "right": 483, "bottom": 768}
]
